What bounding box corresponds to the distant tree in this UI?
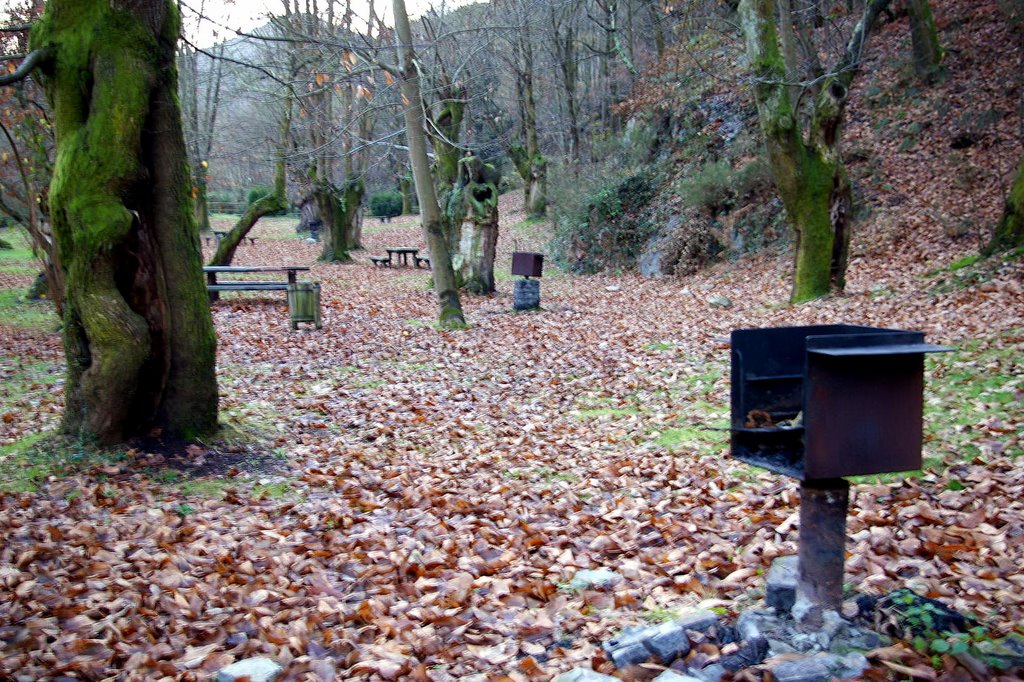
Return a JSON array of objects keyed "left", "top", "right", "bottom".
[
  {"left": 985, "top": 156, "right": 1024, "bottom": 254},
  {"left": 15, "top": 0, "right": 218, "bottom": 444},
  {"left": 393, "top": 0, "right": 466, "bottom": 327},
  {"left": 740, "top": 0, "right": 892, "bottom": 303}
]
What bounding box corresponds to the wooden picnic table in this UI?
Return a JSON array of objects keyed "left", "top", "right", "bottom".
[
  {"left": 385, "top": 246, "right": 419, "bottom": 267},
  {"left": 203, "top": 265, "right": 311, "bottom": 302}
]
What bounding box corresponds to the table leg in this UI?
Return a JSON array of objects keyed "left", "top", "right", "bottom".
[
  {"left": 288, "top": 270, "right": 297, "bottom": 284},
  {"left": 207, "top": 271, "right": 219, "bottom": 303}
]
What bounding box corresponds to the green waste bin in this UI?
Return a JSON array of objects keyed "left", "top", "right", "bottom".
[{"left": 287, "top": 281, "right": 322, "bottom": 330}]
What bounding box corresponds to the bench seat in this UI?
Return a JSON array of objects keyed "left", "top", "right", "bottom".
[{"left": 207, "top": 282, "right": 289, "bottom": 292}]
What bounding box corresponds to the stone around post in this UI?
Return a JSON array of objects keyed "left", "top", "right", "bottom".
[{"left": 514, "top": 278, "right": 541, "bottom": 310}]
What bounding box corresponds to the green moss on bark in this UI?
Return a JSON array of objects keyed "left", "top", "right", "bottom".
[{"left": 31, "top": 0, "right": 217, "bottom": 443}]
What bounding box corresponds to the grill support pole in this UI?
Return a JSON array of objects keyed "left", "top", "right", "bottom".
[{"left": 794, "top": 478, "right": 850, "bottom": 626}]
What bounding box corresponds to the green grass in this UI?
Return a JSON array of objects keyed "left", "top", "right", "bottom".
[
  {"left": 0, "top": 289, "right": 58, "bottom": 331},
  {"left": 178, "top": 477, "right": 235, "bottom": 499},
  {"left": 0, "top": 434, "right": 134, "bottom": 494},
  {"left": 654, "top": 424, "right": 728, "bottom": 454}
]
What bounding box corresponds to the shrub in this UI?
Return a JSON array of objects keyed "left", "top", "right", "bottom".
[
  {"left": 246, "top": 186, "right": 286, "bottom": 216},
  {"left": 550, "top": 168, "right": 660, "bottom": 273},
  {"left": 369, "top": 191, "right": 403, "bottom": 219},
  {"left": 677, "top": 158, "right": 771, "bottom": 216}
]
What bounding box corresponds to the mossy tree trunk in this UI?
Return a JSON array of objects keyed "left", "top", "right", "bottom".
[
  {"left": 428, "top": 86, "right": 467, "bottom": 254},
  {"left": 208, "top": 96, "right": 291, "bottom": 268},
  {"left": 399, "top": 174, "right": 415, "bottom": 214},
  {"left": 455, "top": 156, "right": 500, "bottom": 294},
  {"left": 394, "top": 0, "right": 465, "bottom": 328},
  {"left": 507, "top": 14, "right": 548, "bottom": 217},
  {"left": 31, "top": 0, "right": 217, "bottom": 444},
  {"left": 908, "top": 0, "right": 944, "bottom": 82},
  {"left": 985, "top": 153, "right": 1024, "bottom": 254},
  {"left": 740, "top": 0, "right": 890, "bottom": 303}
]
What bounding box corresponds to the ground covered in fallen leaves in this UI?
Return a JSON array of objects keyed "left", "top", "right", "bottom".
[
  {"left": 1, "top": 188, "right": 1021, "bottom": 680},
  {"left": 2, "top": 2, "right": 1024, "bottom": 677}
]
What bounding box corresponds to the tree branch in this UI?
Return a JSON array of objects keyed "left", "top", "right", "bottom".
[{"left": 0, "top": 48, "right": 50, "bottom": 86}]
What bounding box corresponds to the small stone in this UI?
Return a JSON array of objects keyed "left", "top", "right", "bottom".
[
  {"left": 708, "top": 295, "right": 732, "bottom": 308},
  {"left": 553, "top": 668, "right": 620, "bottom": 682},
  {"left": 688, "top": 663, "right": 726, "bottom": 682},
  {"left": 567, "top": 568, "right": 623, "bottom": 590},
  {"left": 674, "top": 609, "right": 718, "bottom": 634},
  {"left": 603, "top": 626, "right": 651, "bottom": 668},
  {"left": 647, "top": 621, "right": 690, "bottom": 663},
  {"left": 718, "top": 636, "right": 769, "bottom": 672},
  {"left": 820, "top": 609, "right": 847, "bottom": 641},
  {"left": 765, "top": 556, "right": 798, "bottom": 612},
  {"left": 606, "top": 285, "right": 622, "bottom": 292},
  {"left": 767, "top": 638, "right": 796, "bottom": 655},
  {"left": 736, "top": 610, "right": 770, "bottom": 641},
  {"left": 653, "top": 672, "right": 704, "bottom": 682},
  {"left": 216, "top": 657, "right": 283, "bottom": 682},
  {"left": 831, "top": 652, "right": 870, "bottom": 680},
  {"left": 770, "top": 657, "right": 831, "bottom": 682}
]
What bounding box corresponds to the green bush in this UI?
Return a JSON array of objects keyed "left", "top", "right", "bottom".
[
  {"left": 550, "top": 168, "right": 659, "bottom": 273},
  {"left": 677, "top": 158, "right": 771, "bottom": 215},
  {"left": 246, "top": 186, "right": 286, "bottom": 216},
  {"left": 369, "top": 191, "right": 403, "bottom": 219}
]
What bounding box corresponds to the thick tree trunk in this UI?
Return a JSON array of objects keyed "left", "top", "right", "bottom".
[
  {"left": 985, "top": 154, "right": 1024, "bottom": 254},
  {"left": 907, "top": 0, "right": 943, "bottom": 82},
  {"left": 399, "top": 174, "right": 415, "bottom": 214},
  {"left": 193, "top": 171, "right": 210, "bottom": 232},
  {"left": 394, "top": 0, "right": 465, "bottom": 328},
  {"left": 32, "top": 0, "right": 217, "bottom": 443},
  {"left": 455, "top": 157, "right": 500, "bottom": 294},
  {"left": 741, "top": 0, "right": 887, "bottom": 303}
]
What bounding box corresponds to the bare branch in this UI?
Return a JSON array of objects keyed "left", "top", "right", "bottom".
[{"left": 0, "top": 48, "right": 50, "bottom": 86}]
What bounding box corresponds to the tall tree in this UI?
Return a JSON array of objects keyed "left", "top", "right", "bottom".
[
  {"left": 740, "top": 0, "right": 891, "bottom": 303},
  {"left": 394, "top": 0, "right": 466, "bottom": 327},
  {"left": 23, "top": 0, "right": 218, "bottom": 443},
  {"left": 985, "top": 155, "right": 1024, "bottom": 254}
]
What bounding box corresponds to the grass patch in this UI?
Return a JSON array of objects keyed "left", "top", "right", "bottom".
[
  {"left": 576, "top": 406, "right": 644, "bottom": 419},
  {"left": 0, "top": 289, "right": 58, "bottom": 331},
  {"left": 645, "top": 341, "right": 677, "bottom": 352},
  {"left": 654, "top": 425, "right": 728, "bottom": 454},
  {"left": 0, "top": 433, "right": 133, "bottom": 494},
  {"left": 178, "top": 477, "right": 235, "bottom": 499}
]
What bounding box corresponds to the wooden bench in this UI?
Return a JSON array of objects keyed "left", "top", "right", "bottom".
[
  {"left": 414, "top": 255, "right": 431, "bottom": 269},
  {"left": 203, "top": 233, "right": 258, "bottom": 246},
  {"left": 203, "top": 265, "right": 310, "bottom": 302},
  {"left": 369, "top": 255, "right": 391, "bottom": 267}
]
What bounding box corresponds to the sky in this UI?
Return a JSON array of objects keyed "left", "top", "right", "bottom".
[{"left": 178, "top": 0, "right": 472, "bottom": 47}]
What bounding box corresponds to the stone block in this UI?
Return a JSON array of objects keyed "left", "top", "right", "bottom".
[
  {"left": 688, "top": 663, "right": 726, "bottom": 682},
  {"left": 766, "top": 556, "right": 798, "bottom": 613},
  {"left": 568, "top": 568, "right": 623, "bottom": 590},
  {"left": 216, "top": 658, "right": 283, "bottom": 682},
  {"left": 603, "top": 626, "right": 652, "bottom": 668},
  {"left": 647, "top": 621, "right": 691, "bottom": 663},
  {"left": 770, "top": 657, "right": 831, "bottom": 682},
  {"left": 554, "top": 668, "right": 620, "bottom": 682},
  {"left": 674, "top": 610, "right": 718, "bottom": 634},
  {"left": 653, "top": 672, "right": 704, "bottom": 682},
  {"left": 513, "top": 278, "right": 541, "bottom": 310}
]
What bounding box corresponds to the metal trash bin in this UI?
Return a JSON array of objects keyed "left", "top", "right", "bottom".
[{"left": 287, "top": 281, "right": 321, "bottom": 330}]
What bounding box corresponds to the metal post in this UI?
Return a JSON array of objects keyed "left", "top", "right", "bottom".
[{"left": 794, "top": 478, "right": 849, "bottom": 626}]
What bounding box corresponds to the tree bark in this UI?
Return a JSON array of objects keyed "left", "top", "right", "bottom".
[
  {"left": 907, "top": 0, "right": 943, "bottom": 82},
  {"left": 31, "top": 0, "right": 217, "bottom": 444},
  {"left": 455, "top": 156, "right": 500, "bottom": 294},
  {"left": 394, "top": 0, "right": 466, "bottom": 327},
  {"left": 740, "top": 0, "right": 889, "bottom": 303},
  {"left": 985, "top": 153, "right": 1024, "bottom": 254}
]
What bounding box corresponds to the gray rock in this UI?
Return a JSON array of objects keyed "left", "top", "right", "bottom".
[
  {"left": 674, "top": 610, "right": 718, "bottom": 633},
  {"left": 688, "top": 663, "right": 726, "bottom": 682},
  {"left": 829, "top": 652, "right": 870, "bottom": 679},
  {"left": 603, "top": 626, "right": 651, "bottom": 668},
  {"left": 767, "top": 638, "right": 797, "bottom": 655},
  {"left": 707, "top": 295, "right": 732, "bottom": 308},
  {"left": 765, "top": 556, "right": 798, "bottom": 613},
  {"left": 553, "top": 669, "right": 620, "bottom": 682},
  {"left": 820, "top": 610, "right": 847, "bottom": 641},
  {"left": 770, "top": 657, "right": 831, "bottom": 682},
  {"left": 567, "top": 568, "right": 623, "bottom": 590},
  {"left": 736, "top": 610, "right": 771, "bottom": 641},
  {"left": 719, "top": 636, "right": 769, "bottom": 672},
  {"left": 647, "top": 621, "right": 691, "bottom": 663},
  {"left": 603, "top": 620, "right": 690, "bottom": 668},
  {"left": 653, "top": 672, "right": 704, "bottom": 682},
  {"left": 216, "top": 658, "right": 283, "bottom": 682}
]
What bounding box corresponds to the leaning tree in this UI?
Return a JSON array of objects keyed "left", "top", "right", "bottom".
[{"left": 6, "top": 0, "right": 219, "bottom": 444}]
